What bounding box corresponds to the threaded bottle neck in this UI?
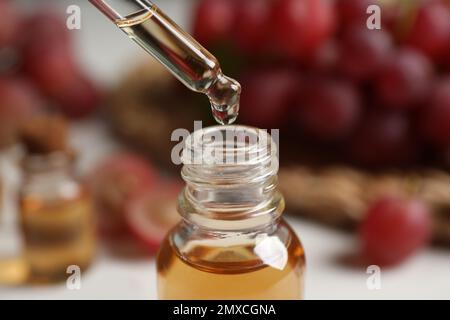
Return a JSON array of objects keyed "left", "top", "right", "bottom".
[{"left": 179, "top": 126, "right": 283, "bottom": 231}]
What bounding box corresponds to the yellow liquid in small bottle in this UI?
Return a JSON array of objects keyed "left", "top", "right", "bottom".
[
  {"left": 20, "top": 192, "right": 95, "bottom": 283},
  {"left": 157, "top": 222, "right": 305, "bottom": 300}
]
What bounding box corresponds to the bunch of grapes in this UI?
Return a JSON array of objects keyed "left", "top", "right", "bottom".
[
  {"left": 0, "top": 0, "right": 102, "bottom": 147},
  {"left": 193, "top": 0, "right": 450, "bottom": 168}
]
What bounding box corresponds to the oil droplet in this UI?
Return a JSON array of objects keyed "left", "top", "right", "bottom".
[{"left": 207, "top": 74, "right": 241, "bottom": 125}]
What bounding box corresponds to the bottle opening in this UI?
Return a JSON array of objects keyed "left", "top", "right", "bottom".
[
  {"left": 182, "top": 125, "right": 277, "bottom": 167},
  {"left": 179, "top": 126, "right": 283, "bottom": 229}
]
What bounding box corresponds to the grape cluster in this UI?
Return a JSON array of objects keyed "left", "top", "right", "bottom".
[
  {"left": 0, "top": 1, "right": 102, "bottom": 146},
  {"left": 193, "top": 0, "right": 450, "bottom": 167}
]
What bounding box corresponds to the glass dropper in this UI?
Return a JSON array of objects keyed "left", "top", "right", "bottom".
[{"left": 89, "top": 0, "right": 241, "bottom": 125}]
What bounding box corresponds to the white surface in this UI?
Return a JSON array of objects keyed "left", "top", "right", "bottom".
[{"left": 0, "top": 0, "right": 449, "bottom": 300}]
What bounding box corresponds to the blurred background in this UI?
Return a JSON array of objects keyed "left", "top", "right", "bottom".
[{"left": 0, "top": 0, "right": 449, "bottom": 299}]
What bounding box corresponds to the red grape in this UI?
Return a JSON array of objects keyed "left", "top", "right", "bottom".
[
  {"left": 88, "top": 153, "right": 159, "bottom": 237},
  {"left": 21, "top": 10, "right": 78, "bottom": 98},
  {"left": 192, "top": 0, "right": 237, "bottom": 47},
  {"left": 23, "top": 41, "right": 79, "bottom": 98},
  {"left": 272, "top": 0, "right": 336, "bottom": 58},
  {"left": 238, "top": 67, "right": 300, "bottom": 128},
  {"left": 349, "top": 110, "right": 418, "bottom": 167},
  {"left": 307, "top": 40, "right": 339, "bottom": 74},
  {"left": 233, "top": 0, "right": 270, "bottom": 55},
  {"left": 0, "top": 0, "right": 21, "bottom": 47},
  {"left": 338, "top": 0, "right": 401, "bottom": 31},
  {"left": 20, "top": 10, "right": 71, "bottom": 48},
  {"left": 23, "top": 41, "right": 102, "bottom": 119},
  {"left": 125, "top": 181, "right": 182, "bottom": 254},
  {"left": 293, "top": 79, "right": 361, "bottom": 140},
  {"left": 359, "top": 197, "right": 432, "bottom": 266},
  {"left": 0, "top": 77, "right": 41, "bottom": 147},
  {"left": 53, "top": 74, "right": 103, "bottom": 119},
  {"left": 405, "top": 2, "right": 450, "bottom": 60},
  {"left": 375, "top": 49, "right": 433, "bottom": 110},
  {"left": 21, "top": 11, "right": 102, "bottom": 118},
  {"left": 336, "top": 0, "right": 373, "bottom": 28},
  {"left": 338, "top": 27, "right": 392, "bottom": 81},
  {"left": 420, "top": 77, "right": 450, "bottom": 148}
]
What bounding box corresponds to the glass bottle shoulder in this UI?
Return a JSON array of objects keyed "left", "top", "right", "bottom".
[{"left": 158, "top": 219, "right": 305, "bottom": 275}]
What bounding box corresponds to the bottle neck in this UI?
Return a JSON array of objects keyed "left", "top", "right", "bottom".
[
  {"left": 20, "top": 152, "right": 82, "bottom": 204},
  {"left": 22, "top": 152, "right": 74, "bottom": 182},
  {"left": 178, "top": 126, "right": 283, "bottom": 231}
]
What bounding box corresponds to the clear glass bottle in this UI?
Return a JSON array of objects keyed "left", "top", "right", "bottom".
[
  {"left": 157, "top": 126, "right": 305, "bottom": 299},
  {"left": 19, "top": 152, "right": 95, "bottom": 283}
]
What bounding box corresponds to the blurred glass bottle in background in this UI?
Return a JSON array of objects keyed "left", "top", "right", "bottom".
[{"left": 18, "top": 115, "right": 95, "bottom": 283}]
